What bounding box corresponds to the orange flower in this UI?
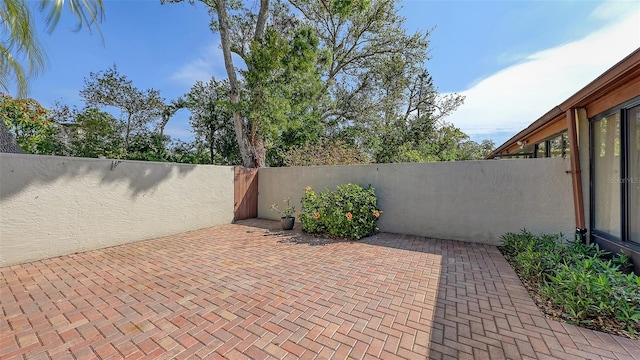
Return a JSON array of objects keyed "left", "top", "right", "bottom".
[
  {"left": 313, "top": 212, "right": 320, "bottom": 219},
  {"left": 295, "top": 212, "right": 301, "bottom": 218},
  {"left": 305, "top": 186, "right": 312, "bottom": 192},
  {"left": 373, "top": 210, "right": 380, "bottom": 218},
  {"left": 346, "top": 212, "right": 353, "bottom": 220}
]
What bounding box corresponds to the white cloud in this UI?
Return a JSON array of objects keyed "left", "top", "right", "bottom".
[
  {"left": 445, "top": 2, "right": 640, "bottom": 142},
  {"left": 589, "top": 0, "right": 638, "bottom": 21},
  {"left": 170, "top": 41, "right": 228, "bottom": 85}
]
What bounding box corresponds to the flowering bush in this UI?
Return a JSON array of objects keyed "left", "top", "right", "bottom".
[
  {"left": 300, "top": 183, "right": 381, "bottom": 240},
  {"left": 1, "top": 92, "right": 64, "bottom": 154}
]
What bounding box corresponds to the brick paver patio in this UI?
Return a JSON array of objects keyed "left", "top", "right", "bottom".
[{"left": 1, "top": 219, "right": 639, "bottom": 359}]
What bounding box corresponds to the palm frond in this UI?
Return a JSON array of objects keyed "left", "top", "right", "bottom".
[
  {"left": 39, "top": 0, "right": 104, "bottom": 41},
  {"left": 0, "top": 0, "right": 105, "bottom": 97},
  {"left": 0, "top": 0, "right": 47, "bottom": 97}
]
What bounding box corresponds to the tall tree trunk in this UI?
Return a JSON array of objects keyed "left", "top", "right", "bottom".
[
  {"left": 0, "top": 120, "right": 24, "bottom": 153},
  {"left": 214, "top": 0, "right": 269, "bottom": 168},
  {"left": 215, "top": 0, "right": 253, "bottom": 167},
  {"left": 254, "top": 0, "right": 269, "bottom": 40}
]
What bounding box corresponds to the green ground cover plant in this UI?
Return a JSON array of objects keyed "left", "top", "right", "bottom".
[
  {"left": 499, "top": 230, "right": 640, "bottom": 339},
  {"left": 299, "top": 184, "right": 381, "bottom": 241}
]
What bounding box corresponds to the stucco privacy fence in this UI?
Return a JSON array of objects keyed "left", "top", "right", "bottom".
[
  {"left": 0, "top": 153, "right": 234, "bottom": 267},
  {"left": 258, "top": 159, "right": 576, "bottom": 245},
  {"left": 1, "top": 154, "right": 574, "bottom": 266}
]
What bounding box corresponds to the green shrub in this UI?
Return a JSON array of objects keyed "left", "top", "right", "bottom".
[
  {"left": 300, "top": 184, "right": 381, "bottom": 240},
  {"left": 499, "top": 230, "right": 639, "bottom": 337},
  {"left": 500, "top": 231, "right": 563, "bottom": 283},
  {"left": 542, "top": 257, "right": 640, "bottom": 335},
  {"left": 299, "top": 186, "right": 329, "bottom": 234}
]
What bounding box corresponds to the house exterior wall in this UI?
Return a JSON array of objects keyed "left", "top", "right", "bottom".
[
  {"left": 258, "top": 159, "right": 575, "bottom": 245},
  {"left": 488, "top": 50, "right": 640, "bottom": 272},
  {"left": 0, "top": 153, "right": 234, "bottom": 266}
]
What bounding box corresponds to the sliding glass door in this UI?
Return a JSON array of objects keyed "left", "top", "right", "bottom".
[
  {"left": 591, "top": 100, "right": 640, "bottom": 246},
  {"left": 593, "top": 113, "right": 621, "bottom": 239}
]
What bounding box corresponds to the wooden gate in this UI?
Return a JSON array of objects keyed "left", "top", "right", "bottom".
[{"left": 234, "top": 167, "right": 258, "bottom": 221}]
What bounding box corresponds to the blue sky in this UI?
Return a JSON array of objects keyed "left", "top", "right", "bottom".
[{"left": 20, "top": 0, "right": 640, "bottom": 146}]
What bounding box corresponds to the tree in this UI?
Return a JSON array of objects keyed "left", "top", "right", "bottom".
[
  {"left": 457, "top": 139, "right": 496, "bottom": 160},
  {"left": 166, "top": 139, "right": 210, "bottom": 164},
  {"left": 212, "top": 0, "right": 270, "bottom": 168},
  {"left": 1, "top": 92, "right": 64, "bottom": 154},
  {"left": 289, "top": 1, "right": 427, "bottom": 119},
  {"left": 282, "top": 137, "right": 368, "bottom": 166},
  {"left": 166, "top": 0, "right": 328, "bottom": 168},
  {"left": 79, "top": 66, "right": 165, "bottom": 152},
  {"left": 186, "top": 78, "right": 240, "bottom": 165},
  {"left": 166, "top": 0, "right": 482, "bottom": 166},
  {"left": 0, "top": 0, "right": 104, "bottom": 153},
  {"left": 391, "top": 122, "right": 495, "bottom": 162},
  {"left": 68, "top": 107, "right": 124, "bottom": 158},
  {"left": 243, "top": 26, "right": 327, "bottom": 166},
  {"left": 126, "top": 131, "right": 171, "bottom": 162}
]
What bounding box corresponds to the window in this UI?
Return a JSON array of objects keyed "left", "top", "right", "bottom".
[
  {"left": 590, "top": 98, "right": 640, "bottom": 246},
  {"left": 534, "top": 131, "right": 569, "bottom": 158},
  {"left": 549, "top": 135, "right": 563, "bottom": 158},
  {"left": 592, "top": 113, "right": 621, "bottom": 239},
  {"left": 535, "top": 141, "right": 546, "bottom": 158}
]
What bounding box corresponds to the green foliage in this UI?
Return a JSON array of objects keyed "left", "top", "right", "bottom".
[
  {"left": 376, "top": 120, "right": 495, "bottom": 163},
  {"left": 68, "top": 107, "right": 124, "bottom": 158},
  {"left": 500, "top": 230, "right": 640, "bottom": 337},
  {"left": 499, "top": 230, "right": 563, "bottom": 283},
  {"left": 125, "top": 132, "right": 170, "bottom": 162},
  {"left": 1, "top": 92, "right": 64, "bottom": 154},
  {"left": 161, "top": 0, "right": 491, "bottom": 167},
  {"left": 543, "top": 259, "right": 640, "bottom": 332},
  {"left": 299, "top": 186, "right": 329, "bottom": 234},
  {"left": 243, "top": 26, "right": 326, "bottom": 151},
  {"left": 300, "top": 184, "right": 381, "bottom": 240},
  {"left": 186, "top": 78, "right": 240, "bottom": 165},
  {"left": 166, "top": 140, "right": 211, "bottom": 164},
  {"left": 331, "top": 0, "right": 371, "bottom": 16},
  {"left": 282, "top": 138, "right": 368, "bottom": 166},
  {"left": 80, "top": 65, "right": 165, "bottom": 153}
]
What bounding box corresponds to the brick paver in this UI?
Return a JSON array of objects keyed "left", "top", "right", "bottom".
[{"left": 1, "top": 219, "right": 638, "bottom": 359}]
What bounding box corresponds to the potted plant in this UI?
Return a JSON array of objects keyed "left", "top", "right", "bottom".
[{"left": 270, "top": 197, "right": 297, "bottom": 230}]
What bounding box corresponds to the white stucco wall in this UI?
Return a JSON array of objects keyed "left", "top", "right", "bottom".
[
  {"left": 258, "top": 159, "right": 575, "bottom": 245},
  {"left": 0, "top": 154, "right": 234, "bottom": 266}
]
